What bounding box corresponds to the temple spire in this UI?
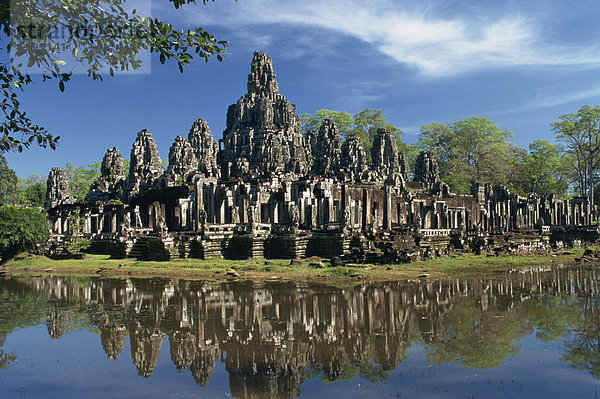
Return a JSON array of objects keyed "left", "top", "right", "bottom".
[{"left": 247, "top": 51, "right": 279, "bottom": 96}]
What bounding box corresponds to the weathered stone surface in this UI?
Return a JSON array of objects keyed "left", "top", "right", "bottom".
[
  {"left": 102, "top": 147, "right": 126, "bottom": 181},
  {"left": 414, "top": 151, "right": 440, "bottom": 186},
  {"left": 86, "top": 147, "right": 126, "bottom": 202},
  {"left": 341, "top": 135, "right": 368, "bottom": 182},
  {"left": 45, "top": 167, "right": 74, "bottom": 209},
  {"left": 126, "top": 129, "right": 163, "bottom": 196},
  {"left": 398, "top": 152, "right": 410, "bottom": 181},
  {"left": 371, "top": 128, "right": 400, "bottom": 181},
  {"left": 218, "top": 51, "right": 310, "bottom": 178},
  {"left": 247, "top": 51, "right": 279, "bottom": 96},
  {"left": 309, "top": 119, "right": 342, "bottom": 177},
  {"left": 187, "top": 118, "right": 219, "bottom": 178},
  {"left": 167, "top": 135, "right": 197, "bottom": 184},
  {"left": 44, "top": 51, "right": 599, "bottom": 264}
]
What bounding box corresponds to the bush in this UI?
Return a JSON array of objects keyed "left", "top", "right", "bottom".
[{"left": 0, "top": 206, "right": 49, "bottom": 263}]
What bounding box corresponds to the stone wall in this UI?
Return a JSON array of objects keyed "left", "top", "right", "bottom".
[{"left": 44, "top": 51, "right": 598, "bottom": 262}]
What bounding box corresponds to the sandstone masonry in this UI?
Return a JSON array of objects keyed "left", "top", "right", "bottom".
[{"left": 44, "top": 51, "right": 598, "bottom": 261}]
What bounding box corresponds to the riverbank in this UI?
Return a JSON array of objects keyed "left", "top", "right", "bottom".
[{"left": 0, "top": 249, "right": 589, "bottom": 283}]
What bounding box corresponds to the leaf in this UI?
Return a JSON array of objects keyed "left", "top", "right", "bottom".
[
  {"left": 54, "top": 60, "right": 66, "bottom": 65},
  {"left": 59, "top": 80, "right": 65, "bottom": 92}
]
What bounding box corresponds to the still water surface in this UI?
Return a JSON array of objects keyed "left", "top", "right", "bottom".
[{"left": 1, "top": 266, "right": 600, "bottom": 398}]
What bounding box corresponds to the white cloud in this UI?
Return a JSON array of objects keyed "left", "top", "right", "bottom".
[
  {"left": 531, "top": 86, "right": 600, "bottom": 109},
  {"left": 172, "top": 0, "right": 600, "bottom": 77}
]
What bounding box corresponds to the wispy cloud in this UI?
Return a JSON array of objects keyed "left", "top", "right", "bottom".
[
  {"left": 172, "top": 0, "right": 600, "bottom": 78},
  {"left": 533, "top": 87, "right": 600, "bottom": 109}
]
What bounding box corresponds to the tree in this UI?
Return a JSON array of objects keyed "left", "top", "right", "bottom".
[
  {"left": 521, "top": 140, "right": 569, "bottom": 196},
  {"left": 351, "top": 109, "right": 403, "bottom": 158},
  {"left": 19, "top": 174, "right": 46, "bottom": 206},
  {"left": 300, "top": 110, "right": 354, "bottom": 137},
  {"left": 552, "top": 105, "right": 600, "bottom": 206},
  {"left": 65, "top": 209, "right": 90, "bottom": 253},
  {"left": 300, "top": 108, "right": 405, "bottom": 162},
  {"left": 418, "top": 117, "right": 515, "bottom": 194},
  {"left": 505, "top": 144, "right": 529, "bottom": 195},
  {"left": 65, "top": 162, "right": 101, "bottom": 200},
  {"left": 0, "top": 206, "right": 49, "bottom": 263},
  {"left": 425, "top": 299, "right": 531, "bottom": 369},
  {"left": 1, "top": 0, "right": 231, "bottom": 154},
  {"left": 0, "top": 156, "right": 19, "bottom": 204}
]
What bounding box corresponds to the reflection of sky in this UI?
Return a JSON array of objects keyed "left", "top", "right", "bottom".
[{"left": 2, "top": 326, "right": 599, "bottom": 398}]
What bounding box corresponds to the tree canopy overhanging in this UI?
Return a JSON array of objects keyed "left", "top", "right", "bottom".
[{"left": 0, "top": 0, "right": 232, "bottom": 154}]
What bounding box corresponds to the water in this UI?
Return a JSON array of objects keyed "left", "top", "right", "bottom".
[{"left": 1, "top": 266, "right": 600, "bottom": 398}]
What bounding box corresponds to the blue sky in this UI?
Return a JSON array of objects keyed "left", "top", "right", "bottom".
[{"left": 5, "top": 0, "right": 600, "bottom": 177}]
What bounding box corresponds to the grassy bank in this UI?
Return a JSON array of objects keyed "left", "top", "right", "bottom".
[{"left": 0, "top": 249, "right": 587, "bottom": 283}]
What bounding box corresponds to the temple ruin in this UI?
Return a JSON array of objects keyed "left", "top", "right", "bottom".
[{"left": 44, "top": 51, "right": 598, "bottom": 262}]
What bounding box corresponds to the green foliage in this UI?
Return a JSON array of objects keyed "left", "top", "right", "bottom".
[
  {"left": 300, "top": 108, "right": 404, "bottom": 163},
  {"left": 64, "top": 162, "right": 101, "bottom": 200},
  {"left": 552, "top": 104, "right": 600, "bottom": 203},
  {"left": 1, "top": 0, "right": 232, "bottom": 153},
  {"left": 65, "top": 209, "right": 91, "bottom": 253},
  {"left": 520, "top": 140, "right": 569, "bottom": 196},
  {"left": 0, "top": 156, "right": 19, "bottom": 205},
  {"left": 425, "top": 299, "right": 529, "bottom": 369},
  {"left": 550, "top": 296, "right": 600, "bottom": 379},
  {"left": 418, "top": 117, "right": 516, "bottom": 194},
  {"left": 352, "top": 109, "right": 403, "bottom": 159},
  {"left": 300, "top": 110, "right": 354, "bottom": 137},
  {"left": 19, "top": 174, "right": 46, "bottom": 206},
  {"left": 0, "top": 158, "right": 47, "bottom": 206},
  {"left": 0, "top": 206, "right": 48, "bottom": 263}
]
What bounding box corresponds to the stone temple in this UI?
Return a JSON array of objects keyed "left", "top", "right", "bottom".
[{"left": 44, "top": 52, "right": 597, "bottom": 262}]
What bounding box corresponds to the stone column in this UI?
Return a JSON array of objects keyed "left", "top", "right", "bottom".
[{"left": 383, "top": 186, "right": 391, "bottom": 230}]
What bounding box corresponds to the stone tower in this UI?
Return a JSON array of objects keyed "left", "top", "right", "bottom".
[
  {"left": 218, "top": 51, "right": 310, "bottom": 178},
  {"left": 86, "top": 147, "right": 127, "bottom": 202},
  {"left": 45, "top": 167, "right": 74, "bottom": 209},
  {"left": 414, "top": 151, "right": 440, "bottom": 186},
  {"left": 126, "top": 129, "right": 163, "bottom": 196},
  {"left": 341, "top": 135, "right": 368, "bottom": 182},
  {"left": 309, "top": 119, "right": 343, "bottom": 177},
  {"left": 187, "top": 118, "right": 219, "bottom": 178},
  {"left": 371, "top": 128, "right": 400, "bottom": 180},
  {"left": 167, "top": 135, "right": 197, "bottom": 183}
]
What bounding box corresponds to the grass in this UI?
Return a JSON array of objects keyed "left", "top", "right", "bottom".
[{"left": 0, "top": 249, "right": 586, "bottom": 284}]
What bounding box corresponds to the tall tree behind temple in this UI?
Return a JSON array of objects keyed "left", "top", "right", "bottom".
[
  {"left": 300, "top": 108, "right": 412, "bottom": 163},
  {"left": 300, "top": 110, "right": 354, "bottom": 138},
  {"left": 552, "top": 105, "right": 600, "bottom": 206},
  {"left": 19, "top": 174, "right": 46, "bottom": 207},
  {"left": 64, "top": 162, "right": 101, "bottom": 200},
  {"left": 350, "top": 109, "right": 403, "bottom": 159},
  {"left": 0, "top": 156, "right": 19, "bottom": 205},
  {"left": 418, "top": 117, "right": 515, "bottom": 194},
  {"left": 521, "top": 140, "right": 569, "bottom": 196}
]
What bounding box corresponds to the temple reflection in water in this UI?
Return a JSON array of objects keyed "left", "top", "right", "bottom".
[{"left": 2, "top": 267, "right": 600, "bottom": 398}]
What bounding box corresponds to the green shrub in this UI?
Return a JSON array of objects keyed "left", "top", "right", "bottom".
[{"left": 0, "top": 206, "right": 49, "bottom": 263}]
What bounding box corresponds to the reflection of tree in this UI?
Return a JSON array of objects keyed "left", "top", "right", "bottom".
[
  {"left": 0, "top": 281, "right": 49, "bottom": 337},
  {"left": 4, "top": 267, "right": 600, "bottom": 397},
  {"left": 425, "top": 299, "right": 532, "bottom": 369},
  {"left": 561, "top": 298, "right": 600, "bottom": 379},
  {"left": 0, "top": 334, "right": 16, "bottom": 369}
]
